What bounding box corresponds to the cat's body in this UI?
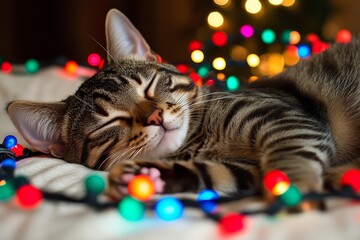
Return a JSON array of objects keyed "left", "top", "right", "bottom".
[{"left": 7, "top": 9, "right": 360, "bottom": 198}]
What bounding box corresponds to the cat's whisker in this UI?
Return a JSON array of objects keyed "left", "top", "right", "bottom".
[
  {"left": 88, "top": 34, "right": 117, "bottom": 64},
  {"left": 96, "top": 141, "right": 131, "bottom": 170},
  {"left": 187, "top": 95, "right": 238, "bottom": 107},
  {"left": 174, "top": 82, "right": 195, "bottom": 105}
]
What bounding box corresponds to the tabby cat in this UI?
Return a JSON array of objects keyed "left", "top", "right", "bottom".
[{"left": 7, "top": 9, "right": 360, "bottom": 199}]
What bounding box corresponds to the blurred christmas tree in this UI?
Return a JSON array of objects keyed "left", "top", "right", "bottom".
[{"left": 181, "top": 0, "right": 352, "bottom": 91}]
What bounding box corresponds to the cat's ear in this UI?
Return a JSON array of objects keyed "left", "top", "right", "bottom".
[
  {"left": 6, "top": 100, "right": 66, "bottom": 158},
  {"left": 105, "top": 9, "right": 157, "bottom": 62}
]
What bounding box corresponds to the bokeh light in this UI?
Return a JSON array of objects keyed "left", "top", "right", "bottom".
[
  {"left": 212, "top": 31, "right": 228, "bottom": 46},
  {"left": 214, "top": 0, "right": 230, "bottom": 6},
  {"left": 269, "top": 0, "right": 283, "bottom": 6},
  {"left": 281, "top": 30, "right": 291, "bottom": 44},
  {"left": 213, "top": 57, "right": 226, "bottom": 70},
  {"left": 1, "top": 62, "right": 12, "bottom": 73},
  {"left": 64, "top": 60, "right": 78, "bottom": 74},
  {"left": 25, "top": 59, "right": 40, "bottom": 73},
  {"left": 289, "top": 31, "right": 301, "bottom": 45},
  {"left": 207, "top": 11, "right": 224, "bottom": 28},
  {"left": 258, "top": 53, "right": 285, "bottom": 76},
  {"left": 191, "top": 50, "right": 205, "bottom": 63},
  {"left": 298, "top": 45, "right": 311, "bottom": 58},
  {"left": 240, "top": 25, "right": 255, "bottom": 38},
  {"left": 283, "top": 46, "right": 300, "bottom": 66},
  {"left": 261, "top": 29, "right": 276, "bottom": 44},
  {"left": 188, "top": 40, "right": 203, "bottom": 52},
  {"left": 336, "top": 29, "right": 352, "bottom": 43},
  {"left": 230, "top": 45, "right": 248, "bottom": 61},
  {"left": 246, "top": 54, "right": 260, "bottom": 67},
  {"left": 217, "top": 73, "right": 226, "bottom": 81},
  {"left": 245, "top": 0, "right": 262, "bottom": 14},
  {"left": 226, "top": 76, "right": 240, "bottom": 91},
  {"left": 198, "top": 66, "right": 210, "bottom": 77},
  {"left": 282, "top": 0, "right": 296, "bottom": 7},
  {"left": 87, "top": 53, "right": 101, "bottom": 67}
]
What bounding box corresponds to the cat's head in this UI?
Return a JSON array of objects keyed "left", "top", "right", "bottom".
[{"left": 7, "top": 9, "right": 203, "bottom": 169}]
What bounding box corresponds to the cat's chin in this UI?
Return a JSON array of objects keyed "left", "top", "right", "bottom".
[{"left": 139, "top": 120, "right": 189, "bottom": 160}]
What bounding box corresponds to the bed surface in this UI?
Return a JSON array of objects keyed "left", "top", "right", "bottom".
[{"left": 1, "top": 67, "right": 360, "bottom": 240}]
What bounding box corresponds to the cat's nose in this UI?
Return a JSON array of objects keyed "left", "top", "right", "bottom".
[{"left": 146, "top": 108, "right": 163, "bottom": 126}]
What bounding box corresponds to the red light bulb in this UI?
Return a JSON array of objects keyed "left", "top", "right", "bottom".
[
  {"left": 341, "top": 169, "right": 360, "bottom": 192},
  {"left": 11, "top": 144, "right": 24, "bottom": 157},
  {"left": 336, "top": 29, "right": 352, "bottom": 44},
  {"left": 176, "top": 64, "right": 189, "bottom": 74},
  {"left": 16, "top": 185, "right": 43, "bottom": 209},
  {"left": 263, "top": 170, "right": 290, "bottom": 192},
  {"left": 219, "top": 213, "right": 244, "bottom": 234},
  {"left": 87, "top": 53, "right": 101, "bottom": 66},
  {"left": 188, "top": 40, "right": 203, "bottom": 52},
  {"left": 212, "top": 31, "right": 228, "bottom": 47},
  {"left": 189, "top": 72, "right": 202, "bottom": 86},
  {"left": 1, "top": 62, "right": 12, "bottom": 73}
]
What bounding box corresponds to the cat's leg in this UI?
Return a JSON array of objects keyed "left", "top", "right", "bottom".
[
  {"left": 260, "top": 139, "right": 331, "bottom": 193},
  {"left": 107, "top": 159, "right": 260, "bottom": 199}
]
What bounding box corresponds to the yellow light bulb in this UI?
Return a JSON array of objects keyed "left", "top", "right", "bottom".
[
  {"left": 214, "top": 0, "right": 230, "bottom": 6},
  {"left": 247, "top": 54, "right": 260, "bottom": 67},
  {"left": 282, "top": 0, "right": 295, "bottom": 7},
  {"left": 207, "top": 11, "right": 224, "bottom": 28},
  {"left": 245, "top": 0, "right": 262, "bottom": 14},
  {"left": 269, "top": 0, "right": 283, "bottom": 6},
  {"left": 213, "top": 57, "right": 226, "bottom": 70},
  {"left": 191, "top": 50, "right": 204, "bottom": 63},
  {"left": 272, "top": 181, "right": 290, "bottom": 196}
]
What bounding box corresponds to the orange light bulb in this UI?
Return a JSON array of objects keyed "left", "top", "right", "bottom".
[{"left": 128, "top": 175, "right": 155, "bottom": 201}]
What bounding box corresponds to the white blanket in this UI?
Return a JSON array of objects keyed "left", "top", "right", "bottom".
[{"left": 1, "top": 67, "right": 360, "bottom": 240}]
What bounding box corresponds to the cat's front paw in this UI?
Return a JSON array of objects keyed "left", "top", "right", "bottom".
[{"left": 107, "top": 161, "right": 165, "bottom": 200}]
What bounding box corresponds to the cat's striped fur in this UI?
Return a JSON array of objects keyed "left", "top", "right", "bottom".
[{"left": 7, "top": 9, "right": 360, "bottom": 199}]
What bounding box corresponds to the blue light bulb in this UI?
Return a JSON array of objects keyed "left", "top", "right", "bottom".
[
  {"left": 197, "top": 189, "right": 219, "bottom": 201},
  {"left": 298, "top": 45, "right": 311, "bottom": 58},
  {"left": 3, "top": 135, "right": 17, "bottom": 149},
  {"left": 1, "top": 158, "right": 16, "bottom": 170},
  {"left": 155, "top": 197, "right": 183, "bottom": 221}
]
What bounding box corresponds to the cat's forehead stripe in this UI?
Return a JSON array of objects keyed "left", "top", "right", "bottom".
[{"left": 145, "top": 72, "right": 159, "bottom": 98}]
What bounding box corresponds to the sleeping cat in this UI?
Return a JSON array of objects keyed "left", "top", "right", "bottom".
[{"left": 6, "top": 9, "right": 360, "bottom": 199}]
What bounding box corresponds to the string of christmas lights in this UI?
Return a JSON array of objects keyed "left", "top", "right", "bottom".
[
  {"left": 0, "top": 53, "right": 104, "bottom": 77},
  {"left": 1, "top": 135, "right": 360, "bottom": 235}
]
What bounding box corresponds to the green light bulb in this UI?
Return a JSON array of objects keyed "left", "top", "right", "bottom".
[
  {"left": 261, "top": 29, "right": 276, "bottom": 44},
  {"left": 279, "top": 184, "right": 302, "bottom": 207},
  {"left": 85, "top": 174, "right": 106, "bottom": 195},
  {"left": 281, "top": 30, "right": 291, "bottom": 44},
  {"left": 226, "top": 76, "right": 240, "bottom": 91},
  {"left": 0, "top": 181, "right": 15, "bottom": 201},
  {"left": 118, "top": 196, "right": 145, "bottom": 221},
  {"left": 198, "top": 66, "right": 209, "bottom": 77},
  {"left": 25, "top": 59, "right": 40, "bottom": 73}
]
